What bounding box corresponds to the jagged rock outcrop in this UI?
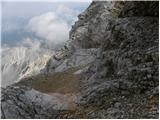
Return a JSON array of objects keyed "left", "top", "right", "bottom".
[
  {"left": 1, "top": 86, "right": 59, "bottom": 119},
  {"left": 1, "top": 46, "right": 52, "bottom": 87},
  {"left": 78, "top": 17, "right": 158, "bottom": 118},
  {"left": 58, "top": 1, "right": 159, "bottom": 118},
  {"left": 45, "top": 48, "right": 97, "bottom": 73},
  {"left": 1, "top": 86, "right": 79, "bottom": 119},
  {"left": 1, "top": 1, "right": 159, "bottom": 119},
  {"left": 119, "top": 1, "right": 159, "bottom": 17}
]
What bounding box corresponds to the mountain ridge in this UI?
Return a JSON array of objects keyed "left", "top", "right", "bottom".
[{"left": 1, "top": 46, "right": 53, "bottom": 87}]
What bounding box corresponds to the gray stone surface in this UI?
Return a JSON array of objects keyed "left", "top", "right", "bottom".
[
  {"left": 1, "top": 86, "right": 78, "bottom": 119},
  {"left": 76, "top": 1, "right": 159, "bottom": 119}
]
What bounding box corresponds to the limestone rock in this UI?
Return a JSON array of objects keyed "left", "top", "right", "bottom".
[
  {"left": 77, "top": 1, "right": 159, "bottom": 119},
  {"left": 1, "top": 86, "right": 80, "bottom": 119}
]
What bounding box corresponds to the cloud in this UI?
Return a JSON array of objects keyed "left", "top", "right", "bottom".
[
  {"left": 20, "top": 37, "right": 41, "bottom": 49},
  {"left": 27, "top": 12, "right": 69, "bottom": 43},
  {"left": 55, "top": 4, "right": 79, "bottom": 24},
  {"left": 26, "top": 5, "right": 79, "bottom": 47}
]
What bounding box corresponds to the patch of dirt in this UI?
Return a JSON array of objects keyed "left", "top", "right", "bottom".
[{"left": 16, "top": 68, "right": 80, "bottom": 94}]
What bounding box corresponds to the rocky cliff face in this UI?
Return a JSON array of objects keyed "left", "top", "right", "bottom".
[
  {"left": 1, "top": 46, "right": 53, "bottom": 87},
  {"left": 77, "top": 2, "right": 159, "bottom": 118},
  {"left": 1, "top": 1, "right": 159, "bottom": 119}
]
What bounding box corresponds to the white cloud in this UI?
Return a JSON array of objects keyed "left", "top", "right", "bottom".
[
  {"left": 20, "top": 37, "right": 41, "bottom": 49},
  {"left": 27, "top": 12, "right": 69, "bottom": 43},
  {"left": 55, "top": 4, "right": 79, "bottom": 24},
  {"left": 26, "top": 5, "right": 79, "bottom": 47}
]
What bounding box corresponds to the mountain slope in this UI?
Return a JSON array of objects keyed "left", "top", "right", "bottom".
[
  {"left": 1, "top": 1, "right": 159, "bottom": 119},
  {"left": 2, "top": 46, "right": 53, "bottom": 87}
]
